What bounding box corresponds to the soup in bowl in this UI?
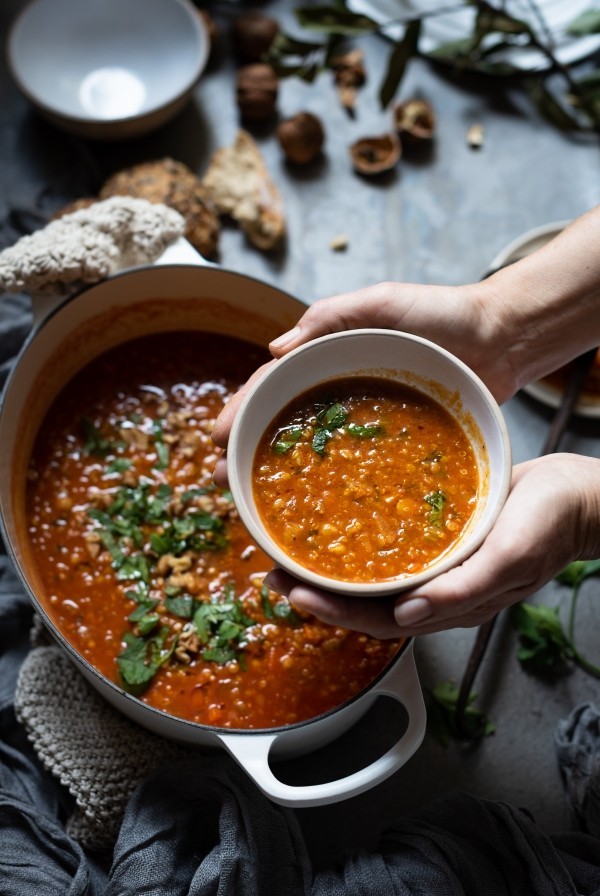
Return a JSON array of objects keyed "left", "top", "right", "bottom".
[{"left": 228, "top": 328, "right": 512, "bottom": 597}]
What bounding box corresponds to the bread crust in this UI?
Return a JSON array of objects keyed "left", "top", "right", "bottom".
[{"left": 202, "top": 130, "right": 285, "bottom": 251}]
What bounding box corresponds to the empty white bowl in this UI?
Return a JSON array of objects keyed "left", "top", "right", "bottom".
[
  {"left": 7, "top": 0, "right": 209, "bottom": 140},
  {"left": 228, "top": 329, "right": 512, "bottom": 597}
]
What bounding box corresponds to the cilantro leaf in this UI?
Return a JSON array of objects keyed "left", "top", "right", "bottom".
[
  {"left": 425, "top": 681, "right": 495, "bottom": 747},
  {"left": 117, "top": 628, "right": 173, "bottom": 693},
  {"left": 511, "top": 602, "right": 571, "bottom": 674},
  {"left": 347, "top": 422, "right": 384, "bottom": 438},
  {"left": 556, "top": 559, "right": 600, "bottom": 587},
  {"left": 425, "top": 490, "right": 446, "bottom": 527},
  {"left": 273, "top": 426, "right": 303, "bottom": 454}
]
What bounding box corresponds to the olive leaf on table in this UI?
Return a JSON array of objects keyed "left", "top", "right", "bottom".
[{"left": 266, "top": 0, "right": 600, "bottom": 132}]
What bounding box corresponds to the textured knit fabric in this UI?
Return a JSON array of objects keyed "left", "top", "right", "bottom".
[{"left": 0, "top": 196, "right": 184, "bottom": 297}]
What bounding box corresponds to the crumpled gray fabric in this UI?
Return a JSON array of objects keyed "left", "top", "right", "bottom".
[{"left": 556, "top": 703, "right": 600, "bottom": 838}]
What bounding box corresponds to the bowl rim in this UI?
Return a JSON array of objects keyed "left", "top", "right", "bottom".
[
  {"left": 6, "top": 0, "right": 209, "bottom": 128},
  {"left": 228, "top": 327, "right": 513, "bottom": 597}
]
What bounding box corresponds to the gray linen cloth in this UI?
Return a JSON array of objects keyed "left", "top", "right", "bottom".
[{"left": 2, "top": 217, "right": 600, "bottom": 894}]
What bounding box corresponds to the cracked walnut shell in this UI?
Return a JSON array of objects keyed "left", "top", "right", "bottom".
[
  {"left": 350, "top": 133, "right": 401, "bottom": 176},
  {"left": 394, "top": 99, "right": 436, "bottom": 145}
]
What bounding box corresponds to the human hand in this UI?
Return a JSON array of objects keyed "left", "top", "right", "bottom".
[
  {"left": 212, "top": 278, "right": 519, "bottom": 476},
  {"left": 258, "top": 453, "right": 600, "bottom": 638}
]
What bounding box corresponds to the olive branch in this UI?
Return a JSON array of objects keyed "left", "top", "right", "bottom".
[{"left": 266, "top": 0, "right": 600, "bottom": 132}]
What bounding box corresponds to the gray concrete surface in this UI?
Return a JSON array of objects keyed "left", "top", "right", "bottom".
[{"left": 1, "top": 0, "right": 599, "bottom": 869}]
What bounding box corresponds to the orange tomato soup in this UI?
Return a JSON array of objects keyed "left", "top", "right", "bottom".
[
  {"left": 25, "top": 333, "right": 401, "bottom": 729},
  {"left": 253, "top": 377, "right": 479, "bottom": 583}
]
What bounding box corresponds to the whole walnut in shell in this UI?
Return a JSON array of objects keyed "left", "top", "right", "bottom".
[
  {"left": 277, "top": 112, "right": 325, "bottom": 165},
  {"left": 236, "top": 63, "right": 279, "bottom": 122},
  {"left": 232, "top": 11, "right": 280, "bottom": 63}
]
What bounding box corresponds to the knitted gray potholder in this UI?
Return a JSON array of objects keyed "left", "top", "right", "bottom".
[{"left": 15, "top": 644, "right": 192, "bottom": 850}]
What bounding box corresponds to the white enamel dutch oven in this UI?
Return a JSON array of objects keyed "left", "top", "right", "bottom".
[{"left": 0, "top": 239, "right": 426, "bottom": 807}]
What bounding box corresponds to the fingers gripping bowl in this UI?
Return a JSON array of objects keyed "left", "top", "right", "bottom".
[{"left": 228, "top": 329, "right": 512, "bottom": 597}]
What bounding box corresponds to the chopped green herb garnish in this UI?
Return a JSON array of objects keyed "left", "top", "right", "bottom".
[
  {"left": 312, "top": 402, "right": 348, "bottom": 455},
  {"left": 260, "top": 584, "right": 302, "bottom": 625},
  {"left": 192, "top": 596, "right": 255, "bottom": 665},
  {"left": 425, "top": 490, "right": 446, "bottom": 527},
  {"left": 165, "top": 593, "right": 195, "bottom": 618},
  {"left": 317, "top": 403, "right": 348, "bottom": 430},
  {"left": 117, "top": 627, "right": 173, "bottom": 693},
  {"left": 272, "top": 426, "right": 303, "bottom": 454},
  {"left": 347, "top": 422, "right": 384, "bottom": 438},
  {"left": 105, "top": 458, "right": 132, "bottom": 475},
  {"left": 81, "top": 417, "right": 114, "bottom": 457}
]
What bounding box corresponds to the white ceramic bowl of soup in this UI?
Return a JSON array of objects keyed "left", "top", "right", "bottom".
[
  {"left": 228, "top": 328, "right": 512, "bottom": 597},
  {"left": 6, "top": 0, "right": 209, "bottom": 140}
]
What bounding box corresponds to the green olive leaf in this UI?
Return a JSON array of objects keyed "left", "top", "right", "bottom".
[
  {"left": 378, "top": 18, "right": 420, "bottom": 109},
  {"left": 567, "top": 9, "right": 600, "bottom": 36}
]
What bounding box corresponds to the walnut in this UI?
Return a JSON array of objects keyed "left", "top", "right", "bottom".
[
  {"left": 232, "top": 11, "right": 280, "bottom": 63},
  {"left": 276, "top": 112, "right": 325, "bottom": 165},
  {"left": 394, "top": 99, "right": 436, "bottom": 145},
  {"left": 350, "top": 133, "right": 401, "bottom": 176},
  {"left": 236, "top": 63, "right": 279, "bottom": 122},
  {"left": 330, "top": 49, "right": 366, "bottom": 112}
]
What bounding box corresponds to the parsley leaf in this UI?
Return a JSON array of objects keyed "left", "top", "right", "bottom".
[
  {"left": 425, "top": 681, "right": 495, "bottom": 747},
  {"left": 81, "top": 417, "right": 114, "bottom": 457},
  {"left": 117, "top": 628, "right": 173, "bottom": 693},
  {"left": 425, "top": 490, "right": 446, "bottom": 527},
  {"left": 312, "top": 402, "right": 348, "bottom": 455},
  {"left": 347, "top": 422, "right": 384, "bottom": 438},
  {"left": 273, "top": 426, "right": 303, "bottom": 454},
  {"left": 510, "top": 602, "right": 571, "bottom": 674}
]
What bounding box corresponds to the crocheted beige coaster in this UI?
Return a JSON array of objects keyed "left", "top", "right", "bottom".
[{"left": 15, "top": 644, "right": 191, "bottom": 850}]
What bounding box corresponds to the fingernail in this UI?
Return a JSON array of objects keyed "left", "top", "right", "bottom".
[
  {"left": 394, "top": 597, "right": 432, "bottom": 626},
  {"left": 270, "top": 327, "right": 301, "bottom": 350}
]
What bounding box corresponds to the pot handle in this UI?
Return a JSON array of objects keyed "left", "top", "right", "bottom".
[
  {"left": 152, "top": 236, "right": 215, "bottom": 268},
  {"left": 217, "top": 643, "right": 426, "bottom": 808}
]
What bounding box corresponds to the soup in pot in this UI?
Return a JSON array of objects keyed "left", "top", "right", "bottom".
[{"left": 25, "top": 332, "right": 402, "bottom": 729}]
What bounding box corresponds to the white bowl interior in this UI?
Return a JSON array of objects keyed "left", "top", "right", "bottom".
[
  {"left": 7, "top": 0, "right": 207, "bottom": 121},
  {"left": 228, "top": 329, "right": 512, "bottom": 596}
]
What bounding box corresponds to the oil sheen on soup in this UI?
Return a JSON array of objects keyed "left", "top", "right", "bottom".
[
  {"left": 26, "top": 333, "right": 402, "bottom": 729},
  {"left": 253, "top": 376, "right": 479, "bottom": 582}
]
